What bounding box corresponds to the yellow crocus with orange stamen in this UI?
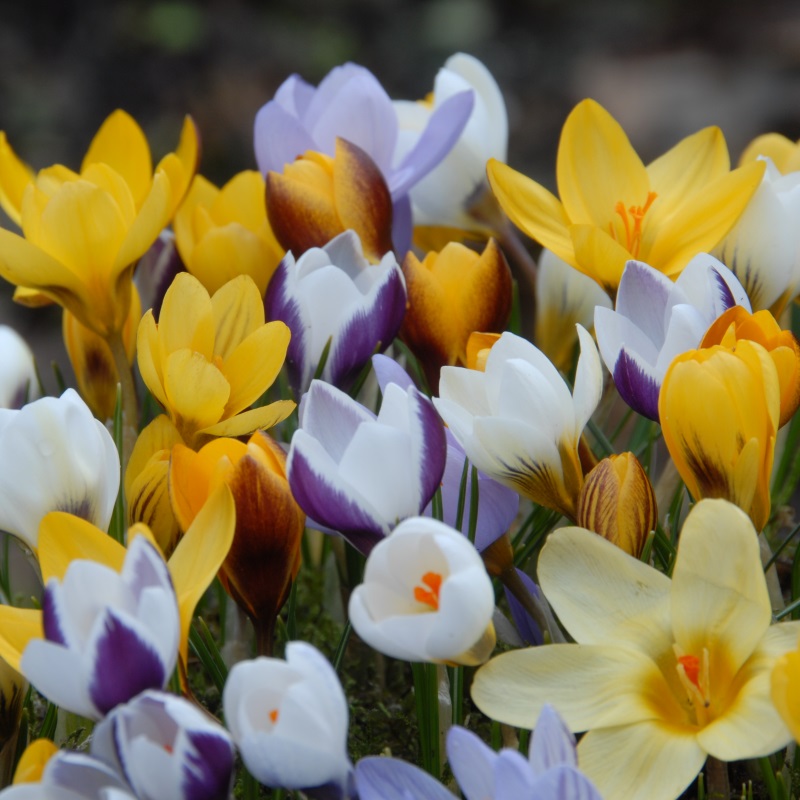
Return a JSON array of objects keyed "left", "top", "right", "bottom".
[
  {"left": 400, "top": 238, "right": 512, "bottom": 391},
  {"left": 659, "top": 340, "right": 779, "bottom": 531},
  {"left": 174, "top": 171, "right": 284, "bottom": 296},
  {"left": 487, "top": 99, "right": 764, "bottom": 295},
  {"left": 701, "top": 305, "right": 800, "bottom": 427},
  {"left": 0, "top": 110, "right": 198, "bottom": 338},
  {"left": 137, "top": 272, "right": 294, "bottom": 448}
]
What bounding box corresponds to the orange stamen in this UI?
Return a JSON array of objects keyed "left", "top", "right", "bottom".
[
  {"left": 269, "top": 709, "right": 279, "bottom": 724},
  {"left": 414, "top": 571, "right": 443, "bottom": 610},
  {"left": 608, "top": 191, "right": 657, "bottom": 259}
]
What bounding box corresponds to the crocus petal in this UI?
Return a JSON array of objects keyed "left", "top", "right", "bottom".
[
  {"left": 254, "top": 101, "right": 318, "bottom": 175},
  {"left": 0, "top": 607, "right": 43, "bottom": 673},
  {"left": 529, "top": 704, "right": 579, "bottom": 773},
  {"left": 446, "top": 726, "right": 497, "bottom": 800},
  {"left": 612, "top": 347, "right": 662, "bottom": 421},
  {"left": 355, "top": 757, "right": 452, "bottom": 800},
  {"left": 197, "top": 400, "right": 296, "bottom": 440},
  {"left": 371, "top": 353, "right": 415, "bottom": 393},
  {"left": 614, "top": 260, "right": 674, "bottom": 348}
]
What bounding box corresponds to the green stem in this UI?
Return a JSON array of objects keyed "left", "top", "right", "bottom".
[
  {"left": 705, "top": 756, "right": 729, "bottom": 799},
  {"left": 107, "top": 331, "right": 138, "bottom": 474}
]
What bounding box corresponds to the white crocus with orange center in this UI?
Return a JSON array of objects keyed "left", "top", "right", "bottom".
[
  {"left": 471, "top": 499, "right": 800, "bottom": 800},
  {"left": 348, "top": 517, "right": 495, "bottom": 665}
]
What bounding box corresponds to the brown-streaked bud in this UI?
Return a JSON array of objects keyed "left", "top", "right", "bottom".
[{"left": 577, "top": 452, "right": 657, "bottom": 558}]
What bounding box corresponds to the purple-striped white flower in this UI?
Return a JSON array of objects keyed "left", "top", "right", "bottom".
[
  {"left": 266, "top": 230, "right": 407, "bottom": 396},
  {"left": 20, "top": 536, "right": 179, "bottom": 719},
  {"left": 287, "top": 378, "right": 447, "bottom": 554},
  {"left": 446, "top": 705, "right": 602, "bottom": 799},
  {"left": 223, "top": 641, "right": 353, "bottom": 798},
  {"left": 0, "top": 325, "right": 38, "bottom": 410},
  {"left": 594, "top": 254, "right": 751, "bottom": 421},
  {"left": 0, "top": 388, "right": 119, "bottom": 552},
  {"left": 91, "top": 690, "right": 235, "bottom": 800}
]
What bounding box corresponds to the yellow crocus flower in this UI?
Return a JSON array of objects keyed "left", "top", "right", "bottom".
[
  {"left": 0, "top": 110, "right": 198, "bottom": 338},
  {"left": 137, "top": 272, "right": 294, "bottom": 447},
  {"left": 659, "top": 340, "right": 779, "bottom": 531},
  {"left": 487, "top": 99, "right": 764, "bottom": 295},
  {"left": 174, "top": 171, "right": 284, "bottom": 296}
]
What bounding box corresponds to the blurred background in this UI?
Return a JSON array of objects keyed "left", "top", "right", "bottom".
[{"left": 2, "top": 0, "right": 800, "bottom": 380}]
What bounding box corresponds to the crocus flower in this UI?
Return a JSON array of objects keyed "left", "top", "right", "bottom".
[
  {"left": 471, "top": 499, "right": 800, "bottom": 800},
  {"left": 434, "top": 328, "right": 603, "bottom": 520},
  {"left": 92, "top": 690, "right": 235, "bottom": 800},
  {"left": 0, "top": 325, "right": 38, "bottom": 409},
  {"left": 399, "top": 238, "right": 512, "bottom": 391},
  {"left": 593, "top": 254, "right": 750, "bottom": 421},
  {"left": 0, "top": 388, "right": 119, "bottom": 552},
  {"left": 175, "top": 171, "right": 284, "bottom": 296},
  {"left": 265, "top": 230, "right": 406, "bottom": 396},
  {"left": 659, "top": 340, "right": 778, "bottom": 531},
  {"left": 535, "top": 249, "right": 612, "bottom": 373},
  {"left": 223, "top": 641, "right": 354, "bottom": 798},
  {"left": 487, "top": 98, "right": 764, "bottom": 295},
  {"left": 287, "top": 379, "right": 446, "bottom": 554},
  {"left": 137, "top": 272, "right": 294, "bottom": 446},
  {"left": 447, "top": 705, "right": 602, "bottom": 799},
  {"left": 393, "top": 52, "right": 507, "bottom": 233},
  {"left": 348, "top": 517, "right": 496, "bottom": 665},
  {"left": 0, "top": 110, "right": 197, "bottom": 338}
]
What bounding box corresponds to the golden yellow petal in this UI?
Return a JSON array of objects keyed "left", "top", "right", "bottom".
[
  {"left": 12, "top": 739, "right": 58, "bottom": 784},
  {"left": 136, "top": 311, "right": 169, "bottom": 410},
  {"left": 163, "top": 349, "right": 230, "bottom": 437},
  {"left": 125, "top": 414, "right": 184, "bottom": 504},
  {"left": 214, "top": 170, "right": 267, "bottom": 232},
  {"left": 198, "top": 400, "right": 296, "bottom": 440},
  {"left": 0, "top": 608, "right": 42, "bottom": 674},
  {"left": 12, "top": 287, "right": 55, "bottom": 308},
  {"left": 80, "top": 162, "right": 137, "bottom": 227},
  {"left": 210, "top": 274, "right": 265, "bottom": 361},
  {"left": 0, "top": 132, "right": 33, "bottom": 227},
  {"left": 156, "top": 115, "right": 200, "bottom": 216},
  {"left": 127, "top": 453, "right": 181, "bottom": 555},
  {"left": 570, "top": 224, "right": 631, "bottom": 295},
  {"left": 740, "top": 133, "right": 798, "bottom": 171},
  {"left": 158, "top": 272, "right": 215, "bottom": 360}
]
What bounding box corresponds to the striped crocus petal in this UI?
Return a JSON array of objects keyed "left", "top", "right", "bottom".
[
  {"left": 406, "top": 387, "right": 448, "bottom": 514},
  {"left": 612, "top": 347, "right": 661, "bottom": 422}
]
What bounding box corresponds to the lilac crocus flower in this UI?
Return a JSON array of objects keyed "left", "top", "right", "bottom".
[
  {"left": 91, "top": 690, "right": 235, "bottom": 800},
  {"left": 287, "top": 379, "right": 446, "bottom": 555},
  {"left": 20, "top": 536, "right": 179, "bottom": 720},
  {"left": 447, "top": 705, "right": 603, "bottom": 799},
  {"left": 266, "top": 231, "right": 406, "bottom": 396},
  {"left": 594, "top": 253, "right": 751, "bottom": 421}
]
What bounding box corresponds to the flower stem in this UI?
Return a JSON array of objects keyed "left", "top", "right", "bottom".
[
  {"left": 107, "top": 331, "right": 138, "bottom": 473},
  {"left": 498, "top": 562, "right": 565, "bottom": 644},
  {"left": 706, "top": 756, "right": 730, "bottom": 799}
]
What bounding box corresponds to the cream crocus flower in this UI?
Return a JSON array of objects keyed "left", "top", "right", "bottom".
[
  {"left": 472, "top": 499, "right": 800, "bottom": 800},
  {"left": 487, "top": 99, "right": 764, "bottom": 295}
]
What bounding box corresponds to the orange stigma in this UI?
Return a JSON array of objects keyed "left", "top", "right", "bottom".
[
  {"left": 414, "top": 571, "right": 443, "bottom": 610},
  {"left": 677, "top": 654, "right": 700, "bottom": 690},
  {"left": 608, "top": 191, "right": 657, "bottom": 259},
  {"left": 269, "top": 708, "right": 279, "bottom": 724}
]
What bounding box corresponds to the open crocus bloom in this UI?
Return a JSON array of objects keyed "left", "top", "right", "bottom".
[
  {"left": 594, "top": 254, "right": 749, "bottom": 421},
  {"left": 223, "top": 641, "right": 353, "bottom": 798},
  {"left": 348, "top": 517, "right": 496, "bottom": 665},
  {"left": 0, "top": 388, "right": 119, "bottom": 552},
  {"left": 472, "top": 499, "right": 800, "bottom": 800},
  {"left": 434, "top": 327, "right": 602, "bottom": 520},
  {"left": 487, "top": 98, "right": 764, "bottom": 295}
]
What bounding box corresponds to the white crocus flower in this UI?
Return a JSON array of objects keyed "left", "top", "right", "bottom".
[
  {"left": 434, "top": 327, "right": 602, "bottom": 520},
  {"left": 0, "top": 388, "right": 119, "bottom": 551},
  {"left": 0, "top": 325, "right": 39, "bottom": 409},
  {"left": 349, "top": 517, "right": 496, "bottom": 665},
  {"left": 223, "top": 641, "right": 353, "bottom": 798}
]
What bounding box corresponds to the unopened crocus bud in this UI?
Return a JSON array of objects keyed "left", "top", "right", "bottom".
[
  {"left": 465, "top": 331, "right": 499, "bottom": 371},
  {"left": 0, "top": 326, "right": 38, "bottom": 409},
  {"left": 577, "top": 452, "right": 657, "bottom": 558}
]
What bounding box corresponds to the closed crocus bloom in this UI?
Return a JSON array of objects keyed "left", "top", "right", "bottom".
[
  {"left": 174, "top": 171, "right": 284, "bottom": 296},
  {"left": 594, "top": 254, "right": 749, "bottom": 421},
  {"left": 488, "top": 99, "right": 764, "bottom": 295},
  {"left": 137, "top": 272, "right": 294, "bottom": 447},
  {"left": 266, "top": 230, "right": 406, "bottom": 396},
  {"left": 92, "top": 690, "right": 235, "bottom": 800},
  {"left": 349, "top": 517, "right": 496, "bottom": 665},
  {"left": 434, "top": 328, "right": 603, "bottom": 520},
  {"left": 223, "top": 641, "right": 354, "bottom": 798},
  {"left": 535, "top": 248, "right": 612, "bottom": 373},
  {"left": 169, "top": 432, "right": 305, "bottom": 654},
  {"left": 0, "top": 388, "right": 119, "bottom": 552},
  {"left": 472, "top": 499, "right": 800, "bottom": 800},
  {"left": 0, "top": 110, "right": 197, "bottom": 338},
  {"left": 714, "top": 158, "right": 800, "bottom": 314},
  {"left": 660, "top": 340, "right": 779, "bottom": 531},
  {"left": 701, "top": 305, "right": 800, "bottom": 427},
  {"left": 287, "top": 379, "right": 447, "bottom": 555},
  {"left": 577, "top": 452, "right": 657, "bottom": 559},
  {"left": 62, "top": 284, "right": 141, "bottom": 421},
  {"left": 0, "top": 325, "right": 38, "bottom": 409},
  {"left": 393, "top": 53, "right": 507, "bottom": 233},
  {"left": 266, "top": 139, "right": 394, "bottom": 263},
  {"left": 400, "top": 239, "right": 512, "bottom": 391}
]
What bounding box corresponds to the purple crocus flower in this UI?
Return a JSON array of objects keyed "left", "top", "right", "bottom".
[
  {"left": 20, "top": 536, "right": 179, "bottom": 720},
  {"left": 266, "top": 231, "right": 407, "bottom": 397},
  {"left": 594, "top": 253, "right": 751, "bottom": 421},
  {"left": 286, "top": 379, "right": 447, "bottom": 555},
  {"left": 91, "top": 690, "right": 235, "bottom": 800},
  {"left": 446, "top": 706, "right": 602, "bottom": 799}
]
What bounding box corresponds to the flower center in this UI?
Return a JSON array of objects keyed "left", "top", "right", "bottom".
[
  {"left": 414, "top": 571, "right": 443, "bottom": 610},
  {"left": 674, "top": 644, "right": 711, "bottom": 726},
  {"left": 608, "top": 192, "right": 657, "bottom": 259}
]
